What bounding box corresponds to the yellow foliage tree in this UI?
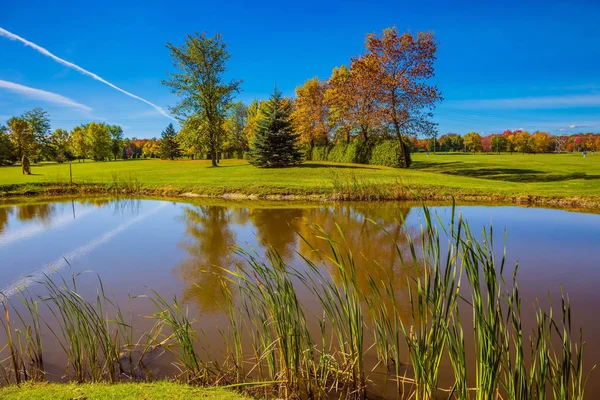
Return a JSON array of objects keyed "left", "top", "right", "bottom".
[{"left": 291, "top": 77, "right": 331, "bottom": 158}]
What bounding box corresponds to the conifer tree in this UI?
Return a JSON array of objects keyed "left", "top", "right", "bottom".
[
  {"left": 249, "top": 88, "right": 302, "bottom": 168},
  {"left": 160, "top": 123, "right": 182, "bottom": 160}
]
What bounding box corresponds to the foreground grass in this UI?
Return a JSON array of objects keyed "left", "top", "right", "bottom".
[
  {"left": 1, "top": 153, "right": 599, "bottom": 206},
  {"left": 0, "top": 381, "right": 248, "bottom": 399}
]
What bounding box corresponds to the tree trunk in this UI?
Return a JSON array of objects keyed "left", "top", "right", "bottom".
[
  {"left": 211, "top": 150, "right": 217, "bottom": 166},
  {"left": 392, "top": 118, "right": 411, "bottom": 168}
]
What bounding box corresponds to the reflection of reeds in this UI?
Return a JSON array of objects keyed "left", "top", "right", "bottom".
[{"left": 0, "top": 204, "right": 595, "bottom": 399}]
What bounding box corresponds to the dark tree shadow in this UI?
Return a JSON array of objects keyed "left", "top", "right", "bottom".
[
  {"left": 297, "top": 163, "right": 371, "bottom": 170},
  {"left": 441, "top": 168, "right": 600, "bottom": 182}
]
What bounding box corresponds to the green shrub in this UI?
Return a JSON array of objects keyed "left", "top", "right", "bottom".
[
  {"left": 309, "top": 140, "right": 377, "bottom": 165},
  {"left": 327, "top": 142, "right": 348, "bottom": 163},
  {"left": 311, "top": 146, "right": 329, "bottom": 161},
  {"left": 370, "top": 140, "right": 401, "bottom": 167},
  {"left": 354, "top": 140, "right": 372, "bottom": 164}
]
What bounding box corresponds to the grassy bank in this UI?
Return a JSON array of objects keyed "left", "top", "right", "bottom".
[
  {"left": 0, "top": 382, "right": 248, "bottom": 399},
  {"left": 0, "top": 153, "right": 599, "bottom": 207}
]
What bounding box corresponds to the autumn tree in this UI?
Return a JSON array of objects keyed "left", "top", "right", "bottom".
[
  {"left": 347, "top": 56, "right": 383, "bottom": 142},
  {"left": 244, "top": 99, "right": 262, "bottom": 147},
  {"left": 7, "top": 117, "right": 34, "bottom": 159},
  {"left": 292, "top": 77, "right": 331, "bottom": 158},
  {"left": 530, "top": 131, "right": 550, "bottom": 154},
  {"left": 325, "top": 65, "right": 354, "bottom": 143},
  {"left": 109, "top": 125, "right": 124, "bottom": 161},
  {"left": 364, "top": 28, "right": 442, "bottom": 167},
  {"left": 160, "top": 123, "right": 182, "bottom": 160},
  {"left": 142, "top": 139, "right": 161, "bottom": 158},
  {"left": 554, "top": 135, "right": 568, "bottom": 152},
  {"left": 463, "top": 131, "right": 482, "bottom": 153},
  {"left": 249, "top": 87, "right": 302, "bottom": 168},
  {"left": 514, "top": 131, "right": 531, "bottom": 154},
  {"left": 163, "top": 32, "right": 241, "bottom": 166}
]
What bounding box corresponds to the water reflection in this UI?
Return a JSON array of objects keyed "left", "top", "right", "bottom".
[
  {"left": 298, "top": 205, "right": 421, "bottom": 323},
  {"left": 15, "top": 203, "right": 56, "bottom": 224},
  {"left": 0, "top": 206, "right": 12, "bottom": 234},
  {"left": 1, "top": 198, "right": 600, "bottom": 396},
  {"left": 176, "top": 206, "right": 237, "bottom": 312},
  {"left": 249, "top": 208, "right": 304, "bottom": 260},
  {"left": 175, "top": 202, "right": 423, "bottom": 323}
]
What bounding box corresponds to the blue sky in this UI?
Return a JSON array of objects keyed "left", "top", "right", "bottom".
[{"left": 1, "top": 0, "right": 599, "bottom": 138}]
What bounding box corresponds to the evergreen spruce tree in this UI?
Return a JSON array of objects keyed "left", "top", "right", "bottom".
[
  {"left": 160, "top": 123, "right": 182, "bottom": 160},
  {"left": 249, "top": 88, "right": 302, "bottom": 168}
]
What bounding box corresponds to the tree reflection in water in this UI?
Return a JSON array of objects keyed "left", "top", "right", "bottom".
[
  {"left": 0, "top": 206, "right": 12, "bottom": 234},
  {"left": 176, "top": 202, "right": 424, "bottom": 325},
  {"left": 298, "top": 203, "right": 422, "bottom": 324},
  {"left": 175, "top": 206, "right": 237, "bottom": 312}
]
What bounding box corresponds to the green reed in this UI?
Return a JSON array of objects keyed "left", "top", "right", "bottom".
[
  {"left": 145, "top": 291, "right": 210, "bottom": 384},
  {"left": 298, "top": 223, "right": 367, "bottom": 397},
  {"left": 0, "top": 203, "right": 595, "bottom": 400},
  {"left": 222, "top": 246, "right": 316, "bottom": 398}
]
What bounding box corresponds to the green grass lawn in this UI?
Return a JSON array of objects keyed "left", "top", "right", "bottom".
[
  {"left": 0, "top": 153, "right": 599, "bottom": 205},
  {"left": 0, "top": 382, "right": 248, "bottom": 399}
]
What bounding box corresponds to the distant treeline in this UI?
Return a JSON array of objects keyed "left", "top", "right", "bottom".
[
  {"left": 0, "top": 108, "right": 182, "bottom": 165},
  {"left": 411, "top": 130, "right": 600, "bottom": 154}
]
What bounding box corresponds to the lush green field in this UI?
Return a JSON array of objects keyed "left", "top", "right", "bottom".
[
  {"left": 0, "top": 153, "right": 599, "bottom": 206},
  {"left": 0, "top": 382, "right": 248, "bottom": 400}
]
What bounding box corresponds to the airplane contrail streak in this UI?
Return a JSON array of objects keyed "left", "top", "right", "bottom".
[{"left": 0, "top": 27, "right": 176, "bottom": 121}]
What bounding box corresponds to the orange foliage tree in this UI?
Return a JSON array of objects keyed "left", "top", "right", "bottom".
[{"left": 363, "top": 28, "right": 442, "bottom": 167}]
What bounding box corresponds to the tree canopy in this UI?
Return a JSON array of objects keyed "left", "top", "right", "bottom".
[{"left": 163, "top": 32, "right": 241, "bottom": 166}]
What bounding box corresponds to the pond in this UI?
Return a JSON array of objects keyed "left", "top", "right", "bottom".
[{"left": 0, "top": 198, "right": 599, "bottom": 397}]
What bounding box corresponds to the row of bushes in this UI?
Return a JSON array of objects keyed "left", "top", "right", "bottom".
[{"left": 309, "top": 139, "right": 404, "bottom": 167}]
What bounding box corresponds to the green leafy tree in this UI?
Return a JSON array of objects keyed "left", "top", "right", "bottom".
[
  {"left": 0, "top": 125, "right": 17, "bottom": 165},
  {"left": 22, "top": 107, "right": 51, "bottom": 161},
  {"left": 249, "top": 88, "right": 302, "bottom": 168},
  {"left": 7, "top": 117, "right": 34, "bottom": 159},
  {"left": 109, "top": 125, "right": 124, "bottom": 161},
  {"left": 50, "top": 128, "right": 72, "bottom": 163},
  {"left": 70, "top": 125, "right": 88, "bottom": 162},
  {"left": 160, "top": 123, "right": 182, "bottom": 160},
  {"left": 163, "top": 32, "right": 241, "bottom": 166},
  {"left": 178, "top": 114, "right": 207, "bottom": 159},
  {"left": 491, "top": 135, "right": 508, "bottom": 153},
  {"left": 225, "top": 102, "right": 248, "bottom": 158},
  {"left": 84, "top": 122, "right": 111, "bottom": 161}
]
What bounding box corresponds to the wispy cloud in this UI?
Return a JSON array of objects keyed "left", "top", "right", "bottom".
[
  {"left": 558, "top": 124, "right": 591, "bottom": 132},
  {"left": 449, "top": 94, "right": 600, "bottom": 110},
  {"left": 0, "top": 79, "right": 91, "bottom": 111},
  {"left": 0, "top": 27, "right": 176, "bottom": 121}
]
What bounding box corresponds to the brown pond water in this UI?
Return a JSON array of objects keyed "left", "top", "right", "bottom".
[{"left": 0, "top": 198, "right": 598, "bottom": 397}]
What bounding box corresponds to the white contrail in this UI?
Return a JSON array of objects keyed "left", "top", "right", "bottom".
[
  {"left": 0, "top": 202, "right": 168, "bottom": 298},
  {"left": 0, "top": 207, "right": 94, "bottom": 248},
  {"left": 0, "top": 27, "right": 176, "bottom": 121},
  {"left": 0, "top": 79, "right": 92, "bottom": 112}
]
